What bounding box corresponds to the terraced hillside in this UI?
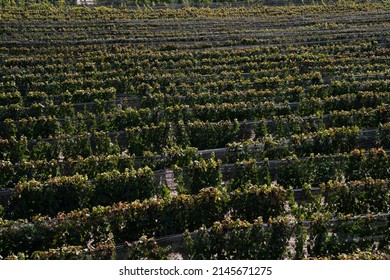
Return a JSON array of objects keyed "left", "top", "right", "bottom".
[{"left": 0, "top": 1, "right": 389, "bottom": 260}]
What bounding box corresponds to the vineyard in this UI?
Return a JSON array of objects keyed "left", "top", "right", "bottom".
[{"left": 0, "top": 0, "right": 389, "bottom": 260}]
